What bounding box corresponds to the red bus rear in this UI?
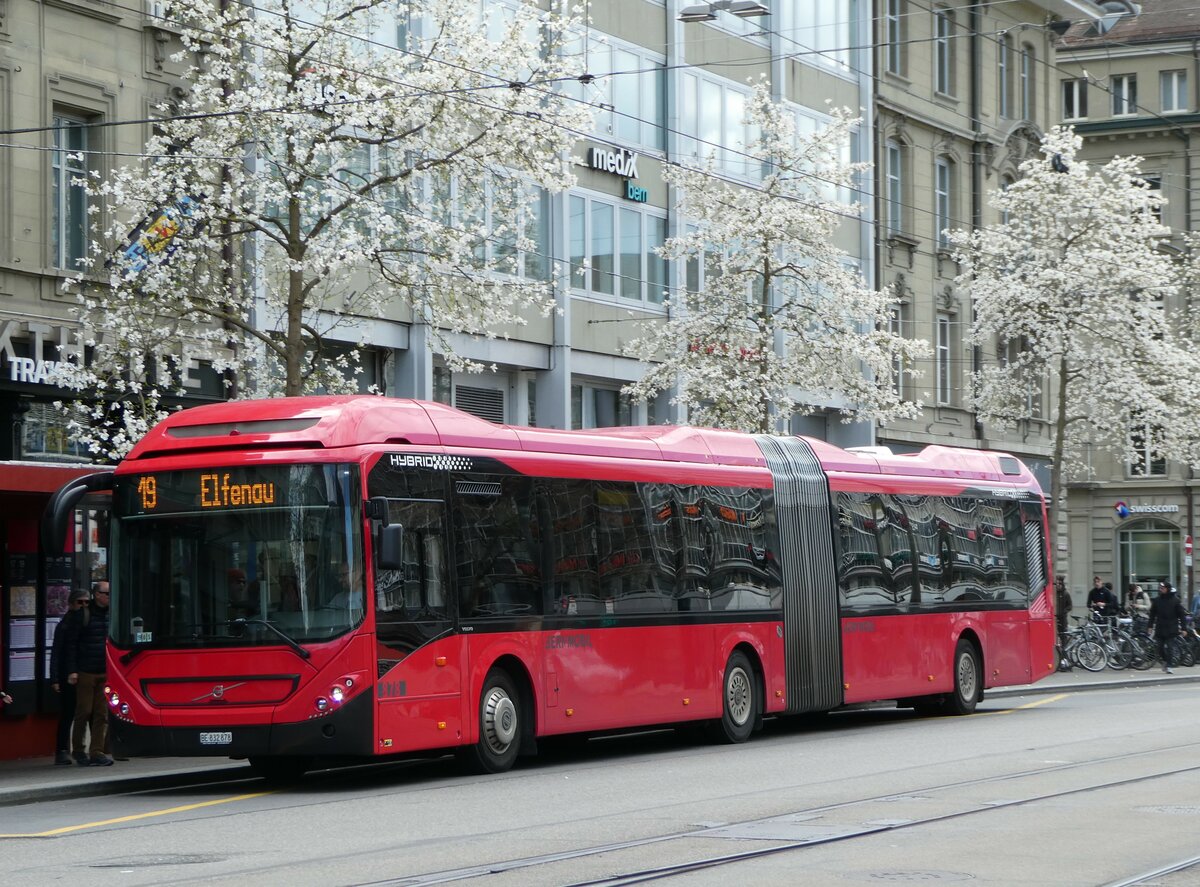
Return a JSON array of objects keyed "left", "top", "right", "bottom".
[{"left": 43, "top": 396, "right": 1054, "bottom": 776}]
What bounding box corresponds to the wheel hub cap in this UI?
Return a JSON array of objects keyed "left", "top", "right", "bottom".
[{"left": 483, "top": 689, "right": 517, "bottom": 753}]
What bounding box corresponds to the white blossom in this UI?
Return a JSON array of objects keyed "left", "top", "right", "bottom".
[
  {"left": 622, "top": 81, "right": 926, "bottom": 434},
  {"left": 61, "top": 0, "right": 590, "bottom": 459},
  {"left": 949, "top": 126, "right": 1200, "bottom": 558}
]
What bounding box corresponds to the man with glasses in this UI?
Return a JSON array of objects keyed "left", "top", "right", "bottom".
[
  {"left": 64, "top": 580, "right": 113, "bottom": 765},
  {"left": 49, "top": 588, "right": 90, "bottom": 764}
]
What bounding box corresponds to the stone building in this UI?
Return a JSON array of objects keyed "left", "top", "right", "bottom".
[
  {"left": 1055, "top": 0, "right": 1200, "bottom": 605},
  {"left": 0, "top": 1, "right": 874, "bottom": 757},
  {"left": 871, "top": 0, "right": 1104, "bottom": 490},
  {"left": 0, "top": 0, "right": 207, "bottom": 754}
]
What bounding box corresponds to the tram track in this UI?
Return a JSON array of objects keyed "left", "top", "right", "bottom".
[
  {"left": 15, "top": 701, "right": 1199, "bottom": 886},
  {"left": 1104, "top": 854, "right": 1200, "bottom": 887},
  {"left": 353, "top": 743, "right": 1200, "bottom": 887}
]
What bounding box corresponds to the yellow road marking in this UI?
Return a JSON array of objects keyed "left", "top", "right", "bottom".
[
  {"left": 0, "top": 790, "right": 274, "bottom": 838},
  {"left": 979, "top": 692, "right": 1069, "bottom": 716}
]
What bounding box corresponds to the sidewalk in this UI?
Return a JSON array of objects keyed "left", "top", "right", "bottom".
[{"left": 0, "top": 668, "right": 1196, "bottom": 808}]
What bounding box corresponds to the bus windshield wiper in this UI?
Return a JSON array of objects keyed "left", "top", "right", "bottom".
[
  {"left": 119, "top": 643, "right": 153, "bottom": 666},
  {"left": 225, "top": 618, "right": 311, "bottom": 660}
]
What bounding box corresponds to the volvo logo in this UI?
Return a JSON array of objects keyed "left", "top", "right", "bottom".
[{"left": 211, "top": 684, "right": 225, "bottom": 699}]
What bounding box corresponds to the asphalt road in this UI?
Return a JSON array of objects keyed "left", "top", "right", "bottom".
[{"left": 4, "top": 682, "right": 1200, "bottom": 886}]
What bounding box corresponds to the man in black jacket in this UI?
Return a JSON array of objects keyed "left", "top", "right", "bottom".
[
  {"left": 50, "top": 588, "right": 90, "bottom": 764},
  {"left": 1149, "top": 580, "right": 1188, "bottom": 674},
  {"left": 1086, "top": 576, "right": 1119, "bottom": 620},
  {"left": 63, "top": 581, "right": 113, "bottom": 766}
]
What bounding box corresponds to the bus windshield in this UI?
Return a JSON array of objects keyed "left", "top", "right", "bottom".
[{"left": 111, "top": 464, "right": 363, "bottom": 649}]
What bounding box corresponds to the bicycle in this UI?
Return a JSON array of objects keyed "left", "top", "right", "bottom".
[{"left": 1062, "top": 617, "right": 1106, "bottom": 672}]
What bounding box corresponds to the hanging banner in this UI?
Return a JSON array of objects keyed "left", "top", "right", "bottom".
[{"left": 113, "top": 195, "right": 204, "bottom": 276}]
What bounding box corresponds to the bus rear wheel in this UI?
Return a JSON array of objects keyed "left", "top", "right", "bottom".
[
  {"left": 465, "top": 669, "right": 521, "bottom": 774},
  {"left": 941, "top": 639, "right": 980, "bottom": 715},
  {"left": 710, "top": 651, "right": 759, "bottom": 743}
]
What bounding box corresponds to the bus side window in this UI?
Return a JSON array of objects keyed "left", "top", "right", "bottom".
[{"left": 455, "top": 476, "right": 542, "bottom": 618}]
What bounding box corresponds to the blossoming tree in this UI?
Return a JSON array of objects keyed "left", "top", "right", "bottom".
[
  {"left": 61, "top": 0, "right": 589, "bottom": 458},
  {"left": 622, "top": 81, "right": 927, "bottom": 434},
  {"left": 950, "top": 126, "right": 1200, "bottom": 561}
]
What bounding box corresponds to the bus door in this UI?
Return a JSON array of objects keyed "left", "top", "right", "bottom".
[
  {"left": 987, "top": 499, "right": 1047, "bottom": 686},
  {"left": 372, "top": 498, "right": 462, "bottom": 754}
]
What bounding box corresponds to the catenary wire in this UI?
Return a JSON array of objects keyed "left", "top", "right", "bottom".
[{"left": 11, "top": 0, "right": 1190, "bottom": 323}]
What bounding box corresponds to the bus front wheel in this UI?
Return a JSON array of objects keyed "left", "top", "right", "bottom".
[
  {"left": 465, "top": 669, "right": 522, "bottom": 774},
  {"left": 710, "top": 650, "right": 759, "bottom": 743},
  {"left": 942, "top": 639, "right": 981, "bottom": 715}
]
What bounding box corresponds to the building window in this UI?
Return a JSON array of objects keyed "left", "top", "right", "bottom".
[
  {"left": 1000, "top": 175, "right": 1014, "bottom": 226},
  {"left": 571, "top": 383, "right": 637, "bottom": 429},
  {"left": 811, "top": 0, "right": 853, "bottom": 70},
  {"left": 1112, "top": 74, "right": 1137, "bottom": 116},
  {"left": 1003, "top": 338, "right": 1042, "bottom": 419},
  {"left": 998, "top": 33, "right": 1013, "bottom": 118},
  {"left": 885, "top": 0, "right": 906, "bottom": 76},
  {"left": 51, "top": 114, "right": 91, "bottom": 271},
  {"left": 1129, "top": 417, "right": 1167, "bottom": 477},
  {"left": 1161, "top": 70, "right": 1187, "bottom": 114},
  {"left": 468, "top": 181, "right": 550, "bottom": 281},
  {"left": 934, "top": 156, "right": 953, "bottom": 249},
  {"left": 1062, "top": 79, "right": 1088, "bottom": 120},
  {"left": 890, "top": 304, "right": 907, "bottom": 397},
  {"left": 885, "top": 140, "right": 904, "bottom": 235},
  {"left": 566, "top": 36, "right": 666, "bottom": 151},
  {"left": 1141, "top": 175, "right": 1163, "bottom": 222},
  {"left": 679, "top": 72, "right": 757, "bottom": 178},
  {"left": 936, "top": 314, "right": 952, "bottom": 404},
  {"left": 569, "top": 193, "right": 667, "bottom": 307},
  {"left": 934, "top": 8, "right": 955, "bottom": 96},
  {"left": 1020, "top": 44, "right": 1035, "bottom": 119}
]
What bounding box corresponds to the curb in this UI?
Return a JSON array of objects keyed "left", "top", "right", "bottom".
[
  {"left": 5, "top": 676, "right": 1199, "bottom": 808},
  {"left": 987, "top": 672, "right": 1200, "bottom": 698},
  {"left": 0, "top": 766, "right": 251, "bottom": 809}
]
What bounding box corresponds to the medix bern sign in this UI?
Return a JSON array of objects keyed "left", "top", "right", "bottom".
[{"left": 588, "top": 146, "right": 640, "bottom": 179}]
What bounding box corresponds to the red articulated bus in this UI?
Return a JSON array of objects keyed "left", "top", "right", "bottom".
[{"left": 42, "top": 396, "right": 1055, "bottom": 778}]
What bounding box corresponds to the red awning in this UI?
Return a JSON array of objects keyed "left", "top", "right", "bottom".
[{"left": 0, "top": 461, "right": 104, "bottom": 494}]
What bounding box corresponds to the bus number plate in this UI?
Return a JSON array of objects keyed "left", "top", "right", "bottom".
[{"left": 199, "top": 731, "right": 232, "bottom": 746}]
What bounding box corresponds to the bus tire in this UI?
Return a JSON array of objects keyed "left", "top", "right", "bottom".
[
  {"left": 465, "top": 669, "right": 522, "bottom": 774},
  {"left": 711, "top": 650, "right": 759, "bottom": 743},
  {"left": 942, "top": 639, "right": 980, "bottom": 715},
  {"left": 248, "top": 755, "right": 310, "bottom": 783}
]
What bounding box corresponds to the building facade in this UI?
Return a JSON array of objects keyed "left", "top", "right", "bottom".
[
  {"left": 0, "top": 0, "right": 210, "bottom": 753},
  {"left": 0, "top": 1, "right": 875, "bottom": 756},
  {"left": 1055, "top": 0, "right": 1200, "bottom": 606},
  {"left": 871, "top": 0, "right": 1104, "bottom": 490}
]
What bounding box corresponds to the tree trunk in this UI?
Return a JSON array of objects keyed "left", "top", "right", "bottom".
[
  {"left": 284, "top": 147, "right": 304, "bottom": 397},
  {"left": 1050, "top": 353, "right": 1070, "bottom": 582}
]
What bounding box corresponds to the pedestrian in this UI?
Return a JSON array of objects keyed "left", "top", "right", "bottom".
[
  {"left": 1149, "top": 579, "right": 1187, "bottom": 674},
  {"left": 49, "top": 588, "right": 91, "bottom": 765},
  {"left": 1054, "top": 576, "right": 1072, "bottom": 637},
  {"left": 1087, "top": 576, "right": 1118, "bottom": 621},
  {"left": 63, "top": 580, "right": 113, "bottom": 766},
  {"left": 1127, "top": 583, "right": 1150, "bottom": 632}
]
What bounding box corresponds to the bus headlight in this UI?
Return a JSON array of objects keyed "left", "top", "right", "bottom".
[
  {"left": 330, "top": 686, "right": 345, "bottom": 705},
  {"left": 314, "top": 696, "right": 329, "bottom": 712}
]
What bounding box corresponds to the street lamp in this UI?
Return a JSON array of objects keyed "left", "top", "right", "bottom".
[{"left": 678, "top": 1, "right": 770, "bottom": 23}]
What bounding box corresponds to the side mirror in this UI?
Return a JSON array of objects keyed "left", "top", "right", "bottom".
[{"left": 377, "top": 524, "right": 405, "bottom": 571}]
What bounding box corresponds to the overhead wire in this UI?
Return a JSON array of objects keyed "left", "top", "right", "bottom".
[{"left": 6, "top": 0, "right": 1189, "bottom": 321}]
